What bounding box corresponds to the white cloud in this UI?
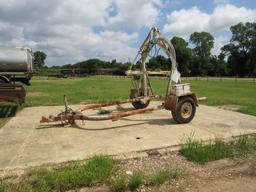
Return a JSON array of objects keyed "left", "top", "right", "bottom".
[
  {"left": 107, "top": 0, "right": 161, "bottom": 29},
  {"left": 164, "top": 6, "right": 210, "bottom": 35},
  {"left": 209, "top": 4, "right": 256, "bottom": 31},
  {"left": 0, "top": 0, "right": 254, "bottom": 65},
  {"left": 0, "top": 22, "right": 23, "bottom": 40},
  {"left": 33, "top": 28, "right": 139, "bottom": 65},
  {"left": 0, "top": 0, "right": 61, "bottom": 23},
  {"left": 0, "top": 0, "right": 161, "bottom": 65},
  {"left": 163, "top": 4, "right": 256, "bottom": 36},
  {"left": 52, "top": 0, "right": 111, "bottom": 26}
]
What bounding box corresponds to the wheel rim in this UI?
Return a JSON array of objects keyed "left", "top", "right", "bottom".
[{"left": 181, "top": 102, "right": 193, "bottom": 119}]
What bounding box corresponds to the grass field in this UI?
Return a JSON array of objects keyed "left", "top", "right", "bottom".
[{"left": 23, "top": 76, "right": 256, "bottom": 116}]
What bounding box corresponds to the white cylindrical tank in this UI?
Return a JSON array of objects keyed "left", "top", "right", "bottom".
[{"left": 0, "top": 47, "right": 33, "bottom": 73}]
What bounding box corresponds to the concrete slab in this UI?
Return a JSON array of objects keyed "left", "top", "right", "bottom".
[{"left": 0, "top": 102, "right": 255, "bottom": 170}]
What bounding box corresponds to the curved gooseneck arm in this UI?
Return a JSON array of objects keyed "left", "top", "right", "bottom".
[
  {"left": 134, "top": 27, "right": 180, "bottom": 79},
  {"left": 131, "top": 27, "right": 181, "bottom": 98}
]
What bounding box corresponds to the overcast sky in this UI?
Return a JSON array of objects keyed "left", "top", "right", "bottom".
[{"left": 0, "top": 0, "right": 255, "bottom": 66}]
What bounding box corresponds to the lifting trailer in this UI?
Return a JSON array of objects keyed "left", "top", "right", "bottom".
[{"left": 40, "top": 27, "right": 200, "bottom": 127}]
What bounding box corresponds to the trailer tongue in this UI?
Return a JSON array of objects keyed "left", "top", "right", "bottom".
[{"left": 40, "top": 95, "right": 161, "bottom": 128}]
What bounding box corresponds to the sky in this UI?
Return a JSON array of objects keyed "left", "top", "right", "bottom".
[{"left": 0, "top": 0, "right": 255, "bottom": 66}]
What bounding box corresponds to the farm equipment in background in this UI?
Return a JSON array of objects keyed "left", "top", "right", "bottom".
[
  {"left": 40, "top": 27, "right": 200, "bottom": 126},
  {"left": 0, "top": 47, "right": 33, "bottom": 104}
]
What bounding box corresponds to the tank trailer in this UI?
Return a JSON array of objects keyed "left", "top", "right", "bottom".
[{"left": 0, "top": 47, "right": 33, "bottom": 103}]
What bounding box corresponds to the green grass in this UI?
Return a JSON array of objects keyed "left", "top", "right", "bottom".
[
  {"left": 4, "top": 155, "right": 115, "bottom": 192},
  {"left": 184, "top": 79, "right": 256, "bottom": 116},
  {"left": 6, "top": 183, "right": 34, "bottom": 192},
  {"left": 116, "top": 105, "right": 125, "bottom": 112},
  {"left": 109, "top": 175, "right": 126, "bottom": 192},
  {"left": 31, "top": 154, "right": 115, "bottom": 191},
  {"left": 0, "top": 181, "right": 6, "bottom": 192},
  {"left": 180, "top": 135, "right": 256, "bottom": 164},
  {"left": 232, "top": 135, "right": 256, "bottom": 155},
  {"left": 24, "top": 76, "right": 134, "bottom": 107},
  {"left": 109, "top": 166, "right": 182, "bottom": 191},
  {"left": 97, "top": 108, "right": 111, "bottom": 115},
  {"left": 128, "top": 171, "right": 143, "bottom": 190},
  {"left": 148, "top": 165, "right": 183, "bottom": 186},
  {"left": 23, "top": 76, "right": 256, "bottom": 116}
]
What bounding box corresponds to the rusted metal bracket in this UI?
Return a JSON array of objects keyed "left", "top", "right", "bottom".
[{"left": 0, "top": 84, "right": 26, "bottom": 104}]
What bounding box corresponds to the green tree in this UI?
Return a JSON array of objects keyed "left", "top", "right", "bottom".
[
  {"left": 74, "top": 58, "right": 107, "bottom": 74},
  {"left": 171, "top": 36, "right": 192, "bottom": 76},
  {"left": 113, "top": 62, "right": 130, "bottom": 75},
  {"left": 147, "top": 55, "right": 169, "bottom": 70},
  {"left": 209, "top": 53, "right": 227, "bottom": 76},
  {"left": 216, "top": 53, "right": 228, "bottom": 76},
  {"left": 190, "top": 32, "right": 214, "bottom": 76},
  {"left": 221, "top": 22, "right": 256, "bottom": 77},
  {"left": 33, "top": 51, "right": 47, "bottom": 68}
]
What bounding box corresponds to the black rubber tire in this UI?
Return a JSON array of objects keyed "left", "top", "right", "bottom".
[
  {"left": 132, "top": 100, "right": 150, "bottom": 109},
  {"left": 130, "top": 90, "right": 150, "bottom": 109},
  {"left": 172, "top": 96, "right": 196, "bottom": 124}
]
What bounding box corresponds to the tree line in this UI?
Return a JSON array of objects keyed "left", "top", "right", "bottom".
[{"left": 35, "top": 22, "right": 256, "bottom": 77}]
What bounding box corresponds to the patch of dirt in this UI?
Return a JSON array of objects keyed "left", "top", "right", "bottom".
[
  {"left": 26, "top": 92, "right": 48, "bottom": 97},
  {"left": 218, "top": 105, "right": 241, "bottom": 111}
]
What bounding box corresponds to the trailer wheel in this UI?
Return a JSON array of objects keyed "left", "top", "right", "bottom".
[
  {"left": 130, "top": 90, "right": 150, "bottom": 109},
  {"left": 132, "top": 100, "right": 150, "bottom": 109},
  {"left": 172, "top": 96, "right": 196, "bottom": 124}
]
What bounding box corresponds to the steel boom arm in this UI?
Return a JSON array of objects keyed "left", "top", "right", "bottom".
[
  {"left": 130, "top": 27, "right": 181, "bottom": 99},
  {"left": 137, "top": 27, "right": 177, "bottom": 72}
]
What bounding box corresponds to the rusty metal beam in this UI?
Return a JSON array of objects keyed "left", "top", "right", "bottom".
[
  {"left": 77, "top": 97, "right": 155, "bottom": 112},
  {"left": 40, "top": 107, "right": 156, "bottom": 124}
]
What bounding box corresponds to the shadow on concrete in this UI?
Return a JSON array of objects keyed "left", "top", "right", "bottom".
[
  {"left": 37, "top": 122, "right": 147, "bottom": 131},
  {"left": 37, "top": 123, "right": 70, "bottom": 129},
  {"left": 0, "top": 105, "right": 18, "bottom": 118},
  {"left": 74, "top": 122, "right": 148, "bottom": 131},
  {"left": 122, "top": 117, "right": 176, "bottom": 125},
  {"left": 148, "top": 118, "right": 176, "bottom": 125}
]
